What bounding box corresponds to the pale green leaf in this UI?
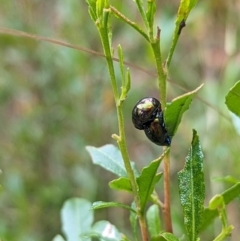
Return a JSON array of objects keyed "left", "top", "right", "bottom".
[
  {"left": 61, "top": 198, "right": 93, "bottom": 241},
  {"left": 86, "top": 144, "right": 139, "bottom": 177},
  {"left": 52, "top": 235, "right": 66, "bottom": 241},
  {"left": 90, "top": 221, "right": 122, "bottom": 241}
]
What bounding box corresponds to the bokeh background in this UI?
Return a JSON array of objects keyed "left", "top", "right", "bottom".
[{"left": 0, "top": 0, "right": 240, "bottom": 240}]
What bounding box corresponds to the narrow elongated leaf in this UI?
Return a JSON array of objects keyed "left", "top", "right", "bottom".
[
  {"left": 225, "top": 80, "right": 240, "bottom": 117},
  {"left": 136, "top": 148, "right": 169, "bottom": 211},
  {"left": 146, "top": 0, "right": 156, "bottom": 32},
  {"left": 61, "top": 198, "right": 93, "bottom": 241},
  {"left": 137, "top": 161, "right": 163, "bottom": 211},
  {"left": 164, "top": 84, "right": 203, "bottom": 137},
  {"left": 146, "top": 204, "right": 161, "bottom": 238},
  {"left": 178, "top": 130, "right": 205, "bottom": 241},
  {"left": 109, "top": 177, "right": 132, "bottom": 192},
  {"left": 201, "top": 182, "right": 240, "bottom": 231},
  {"left": 86, "top": 144, "right": 139, "bottom": 177},
  {"left": 176, "top": 0, "right": 198, "bottom": 24},
  {"left": 92, "top": 201, "right": 136, "bottom": 213},
  {"left": 96, "top": 0, "right": 105, "bottom": 19},
  {"left": 86, "top": 0, "right": 97, "bottom": 21}
]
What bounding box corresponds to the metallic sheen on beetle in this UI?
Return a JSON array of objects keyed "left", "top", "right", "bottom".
[{"left": 132, "top": 97, "right": 171, "bottom": 146}]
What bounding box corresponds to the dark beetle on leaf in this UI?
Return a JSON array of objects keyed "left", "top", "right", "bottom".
[{"left": 132, "top": 97, "right": 171, "bottom": 146}]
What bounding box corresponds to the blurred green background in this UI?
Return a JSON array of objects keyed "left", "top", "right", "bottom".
[{"left": 0, "top": 0, "right": 240, "bottom": 240}]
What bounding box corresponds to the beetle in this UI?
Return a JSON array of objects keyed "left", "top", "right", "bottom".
[
  {"left": 132, "top": 97, "right": 161, "bottom": 130},
  {"left": 132, "top": 97, "right": 171, "bottom": 146}
]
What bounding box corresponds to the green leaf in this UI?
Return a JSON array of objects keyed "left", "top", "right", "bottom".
[
  {"left": 152, "top": 232, "right": 180, "bottom": 241},
  {"left": 176, "top": 0, "right": 198, "bottom": 24},
  {"left": 146, "top": 0, "right": 156, "bottom": 26},
  {"left": 89, "top": 220, "right": 122, "bottom": 241},
  {"left": 92, "top": 201, "right": 136, "bottom": 213},
  {"left": 86, "top": 144, "right": 138, "bottom": 177},
  {"left": 219, "top": 182, "right": 240, "bottom": 204},
  {"left": 109, "top": 177, "right": 132, "bottom": 192},
  {"left": 146, "top": 0, "right": 156, "bottom": 38},
  {"left": 96, "top": 0, "right": 109, "bottom": 19},
  {"left": 201, "top": 182, "right": 240, "bottom": 231},
  {"left": 146, "top": 204, "right": 161, "bottom": 238},
  {"left": 52, "top": 235, "right": 66, "bottom": 241},
  {"left": 118, "top": 45, "right": 125, "bottom": 85},
  {"left": 166, "top": 0, "right": 199, "bottom": 68},
  {"left": 118, "top": 45, "right": 131, "bottom": 100},
  {"left": 134, "top": 0, "right": 148, "bottom": 28},
  {"left": 164, "top": 84, "right": 203, "bottom": 137},
  {"left": 86, "top": 0, "right": 97, "bottom": 21},
  {"left": 137, "top": 167, "right": 163, "bottom": 211},
  {"left": 225, "top": 80, "right": 240, "bottom": 117},
  {"left": 178, "top": 130, "right": 205, "bottom": 241},
  {"left": 125, "top": 69, "right": 131, "bottom": 95},
  {"left": 137, "top": 149, "right": 169, "bottom": 211},
  {"left": 61, "top": 198, "right": 93, "bottom": 241}
]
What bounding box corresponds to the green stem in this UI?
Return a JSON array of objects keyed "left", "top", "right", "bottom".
[
  {"left": 150, "top": 27, "right": 167, "bottom": 108},
  {"left": 110, "top": 6, "right": 149, "bottom": 42},
  {"left": 213, "top": 226, "right": 234, "bottom": 241},
  {"left": 220, "top": 203, "right": 228, "bottom": 229},
  {"left": 165, "top": 31, "right": 179, "bottom": 70},
  {"left": 97, "top": 23, "right": 148, "bottom": 241},
  {"left": 134, "top": 0, "right": 149, "bottom": 28},
  {"left": 166, "top": 20, "right": 185, "bottom": 69},
  {"left": 151, "top": 28, "right": 172, "bottom": 233}
]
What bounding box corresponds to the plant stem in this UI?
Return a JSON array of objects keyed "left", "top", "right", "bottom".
[
  {"left": 150, "top": 27, "right": 167, "bottom": 108},
  {"left": 110, "top": 6, "right": 149, "bottom": 42},
  {"left": 166, "top": 19, "right": 185, "bottom": 70},
  {"left": 213, "top": 226, "right": 234, "bottom": 241},
  {"left": 97, "top": 23, "right": 148, "bottom": 241},
  {"left": 151, "top": 28, "right": 172, "bottom": 232},
  {"left": 117, "top": 105, "right": 148, "bottom": 241},
  {"left": 163, "top": 149, "right": 173, "bottom": 232},
  {"left": 139, "top": 215, "right": 149, "bottom": 241}
]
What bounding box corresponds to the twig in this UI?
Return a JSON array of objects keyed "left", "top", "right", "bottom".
[{"left": 163, "top": 150, "right": 173, "bottom": 232}]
